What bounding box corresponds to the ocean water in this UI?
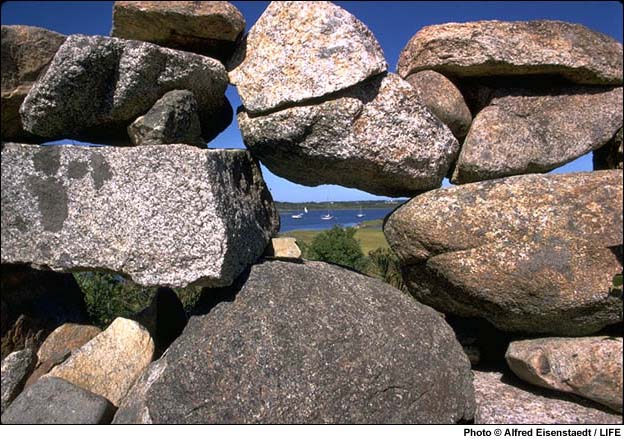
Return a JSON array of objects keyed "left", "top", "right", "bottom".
[{"left": 279, "top": 208, "right": 396, "bottom": 232}]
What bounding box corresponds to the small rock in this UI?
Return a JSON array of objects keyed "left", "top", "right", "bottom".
[
  {"left": 1, "top": 348, "right": 36, "bottom": 414},
  {"left": 1, "top": 376, "right": 116, "bottom": 424},
  {"left": 229, "top": 1, "right": 387, "bottom": 113},
  {"left": 594, "top": 127, "right": 623, "bottom": 170},
  {"left": 506, "top": 337, "right": 623, "bottom": 413},
  {"left": 128, "top": 90, "right": 205, "bottom": 146},
  {"left": 264, "top": 237, "right": 302, "bottom": 259},
  {"left": 112, "top": 1, "right": 245, "bottom": 63}
]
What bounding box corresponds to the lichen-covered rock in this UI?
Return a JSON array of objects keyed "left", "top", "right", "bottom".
[
  {"left": 1, "top": 376, "right": 116, "bottom": 424},
  {"left": 594, "top": 127, "right": 623, "bottom": 170},
  {"left": 1, "top": 348, "right": 36, "bottom": 414},
  {"left": 1, "top": 143, "right": 279, "bottom": 288},
  {"left": 384, "top": 171, "right": 623, "bottom": 335},
  {"left": 506, "top": 337, "right": 623, "bottom": 413},
  {"left": 47, "top": 317, "right": 153, "bottom": 406},
  {"left": 229, "top": 1, "right": 387, "bottom": 113},
  {"left": 239, "top": 73, "right": 459, "bottom": 197},
  {"left": 113, "top": 260, "right": 475, "bottom": 424},
  {"left": 264, "top": 238, "right": 302, "bottom": 259},
  {"left": 404, "top": 70, "right": 472, "bottom": 139},
  {"left": 20, "top": 35, "right": 230, "bottom": 145},
  {"left": 1, "top": 25, "right": 65, "bottom": 141},
  {"left": 473, "top": 371, "right": 621, "bottom": 424},
  {"left": 111, "top": 1, "right": 245, "bottom": 62},
  {"left": 128, "top": 90, "right": 205, "bottom": 146},
  {"left": 397, "top": 20, "right": 623, "bottom": 85},
  {"left": 451, "top": 85, "right": 623, "bottom": 183}
]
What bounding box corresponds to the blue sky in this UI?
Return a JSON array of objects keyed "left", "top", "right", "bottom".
[{"left": 2, "top": 1, "right": 622, "bottom": 202}]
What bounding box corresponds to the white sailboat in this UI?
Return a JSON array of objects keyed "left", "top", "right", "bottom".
[
  {"left": 291, "top": 206, "right": 308, "bottom": 219},
  {"left": 321, "top": 205, "right": 334, "bottom": 221},
  {"left": 356, "top": 205, "right": 366, "bottom": 218}
]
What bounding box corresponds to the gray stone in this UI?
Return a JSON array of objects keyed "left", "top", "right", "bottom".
[
  {"left": 114, "top": 260, "right": 475, "bottom": 424},
  {"left": 405, "top": 70, "right": 472, "bottom": 139},
  {"left": 451, "top": 85, "right": 623, "bottom": 184},
  {"left": 506, "top": 337, "right": 623, "bottom": 413},
  {"left": 1, "top": 25, "right": 65, "bottom": 141},
  {"left": 20, "top": 34, "right": 230, "bottom": 145},
  {"left": 473, "top": 371, "right": 622, "bottom": 424},
  {"left": 128, "top": 90, "right": 205, "bottom": 146},
  {"left": 1, "top": 348, "right": 36, "bottom": 414},
  {"left": 397, "top": 20, "right": 623, "bottom": 85},
  {"left": 239, "top": 73, "right": 459, "bottom": 197},
  {"left": 229, "top": 1, "right": 387, "bottom": 114},
  {"left": 384, "top": 171, "right": 623, "bottom": 335},
  {"left": 1, "top": 143, "right": 279, "bottom": 288},
  {"left": 112, "top": 1, "right": 245, "bottom": 63},
  {"left": 594, "top": 127, "right": 623, "bottom": 170},
  {"left": 1, "top": 376, "right": 116, "bottom": 424}
]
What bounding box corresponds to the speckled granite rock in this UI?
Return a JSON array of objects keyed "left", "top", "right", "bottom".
[
  {"left": 384, "top": 171, "right": 623, "bottom": 335},
  {"left": 404, "top": 70, "right": 472, "bottom": 139},
  {"left": 1, "top": 376, "right": 116, "bottom": 424},
  {"left": 473, "top": 371, "right": 622, "bottom": 424},
  {"left": 1, "top": 348, "right": 36, "bottom": 414},
  {"left": 397, "top": 20, "right": 623, "bottom": 85},
  {"left": 229, "top": 1, "right": 387, "bottom": 113},
  {"left": 1, "top": 25, "right": 65, "bottom": 141},
  {"left": 506, "top": 337, "right": 623, "bottom": 413},
  {"left": 113, "top": 260, "right": 475, "bottom": 424},
  {"left": 594, "top": 127, "right": 623, "bottom": 170},
  {"left": 20, "top": 35, "right": 230, "bottom": 144},
  {"left": 239, "top": 73, "right": 459, "bottom": 197},
  {"left": 1, "top": 143, "right": 279, "bottom": 288},
  {"left": 451, "top": 85, "right": 623, "bottom": 183},
  {"left": 111, "top": 1, "right": 245, "bottom": 62},
  {"left": 128, "top": 90, "right": 205, "bottom": 146}
]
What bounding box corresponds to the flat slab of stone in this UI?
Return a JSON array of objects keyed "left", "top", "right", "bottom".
[
  {"left": 1, "top": 376, "right": 116, "bottom": 424},
  {"left": 384, "top": 171, "right": 623, "bottom": 335},
  {"left": 1, "top": 348, "right": 36, "bottom": 414},
  {"left": 1, "top": 143, "right": 279, "bottom": 287},
  {"left": 239, "top": 73, "right": 459, "bottom": 197},
  {"left": 114, "top": 260, "right": 475, "bottom": 424},
  {"left": 264, "top": 237, "right": 302, "bottom": 259},
  {"left": 506, "top": 337, "right": 623, "bottom": 413},
  {"left": 20, "top": 34, "right": 230, "bottom": 144},
  {"left": 229, "top": 1, "right": 387, "bottom": 114},
  {"left": 397, "top": 20, "right": 623, "bottom": 85},
  {"left": 451, "top": 85, "right": 623, "bottom": 183}
]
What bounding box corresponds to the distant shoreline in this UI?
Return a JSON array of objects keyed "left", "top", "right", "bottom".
[{"left": 276, "top": 200, "right": 406, "bottom": 212}]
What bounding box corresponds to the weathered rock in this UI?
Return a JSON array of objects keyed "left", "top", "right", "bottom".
[
  {"left": 239, "top": 73, "right": 459, "bottom": 197},
  {"left": 47, "top": 317, "right": 154, "bottom": 406},
  {"left": 473, "top": 371, "right": 622, "bottom": 424},
  {"left": 1, "top": 143, "right": 279, "bottom": 288},
  {"left": 20, "top": 35, "right": 230, "bottom": 145},
  {"left": 264, "top": 237, "right": 302, "bottom": 259},
  {"left": 397, "top": 20, "right": 623, "bottom": 85},
  {"left": 112, "top": 1, "right": 245, "bottom": 63},
  {"left": 384, "top": 171, "right": 623, "bottom": 335},
  {"left": 506, "top": 337, "right": 623, "bottom": 413},
  {"left": 229, "top": 1, "right": 387, "bottom": 113},
  {"left": 1, "top": 376, "right": 116, "bottom": 424},
  {"left": 451, "top": 85, "right": 623, "bottom": 183},
  {"left": 404, "top": 70, "right": 472, "bottom": 139},
  {"left": 1, "top": 348, "right": 36, "bottom": 414},
  {"left": 131, "top": 288, "right": 187, "bottom": 358},
  {"left": 113, "top": 260, "right": 475, "bottom": 424},
  {"left": 1, "top": 25, "right": 65, "bottom": 141},
  {"left": 128, "top": 90, "right": 205, "bottom": 146},
  {"left": 1, "top": 315, "right": 46, "bottom": 361},
  {"left": 594, "top": 127, "right": 623, "bottom": 170}
]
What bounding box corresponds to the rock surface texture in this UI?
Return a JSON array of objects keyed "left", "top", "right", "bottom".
[
  {"left": 506, "top": 337, "right": 623, "bottom": 413},
  {"left": 114, "top": 260, "right": 475, "bottom": 424},
  {"left": 473, "top": 371, "right": 622, "bottom": 424},
  {"left": 397, "top": 20, "right": 623, "bottom": 85},
  {"left": 47, "top": 317, "right": 154, "bottom": 406},
  {"left": 594, "top": 127, "right": 624, "bottom": 170},
  {"left": 451, "top": 85, "right": 623, "bottom": 183},
  {"left": 229, "top": 1, "right": 387, "bottom": 114},
  {"left": 20, "top": 35, "right": 230, "bottom": 144},
  {"left": 1, "top": 25, "right": 66, "bottom": 141},
  {"left": 384, "top": 171, "right": 623, "bottom": 335},
  {"left": 1, "top": 376, "right": 116, "bottom": 424},
  {"left": 111, "top": 1, "right": 245, "bottom": 63},
  {"left": 239, "top": 73, "right": 459, "bottom": 197},
  {"left": 1, "top": 348, "right": 36, "bottom": 414},
  {"left": 1, "top": 143, "right": 279, "bottom": 287}
]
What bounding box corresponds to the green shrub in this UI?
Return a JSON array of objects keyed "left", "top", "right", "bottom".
[
  {"left": 305, "top": 226, "right": 369, "bottom": 272},
  {"left": 368, "top": 247, "right": 406, "bottom": 291}
]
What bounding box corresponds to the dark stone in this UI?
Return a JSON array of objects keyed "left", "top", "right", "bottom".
[{"left": 594, "top": 127, "right": 623, "bottom": 170}]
